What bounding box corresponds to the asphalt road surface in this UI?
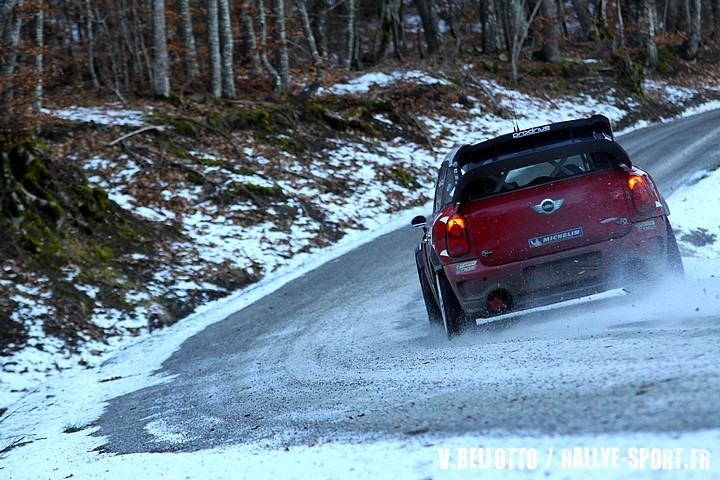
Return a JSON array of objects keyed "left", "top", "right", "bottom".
[{"left": 97, "top": 109, "right": 720, "bottom": 453}]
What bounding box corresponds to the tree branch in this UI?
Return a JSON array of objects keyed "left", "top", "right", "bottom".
[{"left": 107, "top": 125, "right": 166, "bottom": 146}]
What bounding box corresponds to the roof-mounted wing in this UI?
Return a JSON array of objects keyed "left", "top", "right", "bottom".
[{"left": 453, "top": 115, "right": 617, "bottom": 171}]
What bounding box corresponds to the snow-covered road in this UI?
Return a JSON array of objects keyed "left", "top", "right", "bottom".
[{"left": 4, "top": 109, "right": 720, "bottom": 479}]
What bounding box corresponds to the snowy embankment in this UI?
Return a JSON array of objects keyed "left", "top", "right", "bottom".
[{"left": 2, "top": 72, "right": 720, "bottom": 409}]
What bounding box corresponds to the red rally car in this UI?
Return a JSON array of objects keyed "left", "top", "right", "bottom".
[{"left": 412, "top": 115, "right": 684, "bottom": 338}]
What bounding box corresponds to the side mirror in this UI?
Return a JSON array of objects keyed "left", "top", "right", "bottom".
[{"left": 411, "top": 215, "right": 427, "bottom": 228}]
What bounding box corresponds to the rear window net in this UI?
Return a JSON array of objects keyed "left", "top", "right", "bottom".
[{"left": 461, "top": 152, "right": 613, "bottom": 202}]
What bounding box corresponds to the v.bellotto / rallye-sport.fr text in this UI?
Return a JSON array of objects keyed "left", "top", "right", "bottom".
[
  {"left": 438, "top": 447, "right": 711, "bottom": 471},
  {"left": 412, "top": 115, "right": 684, "bottom": 338}
]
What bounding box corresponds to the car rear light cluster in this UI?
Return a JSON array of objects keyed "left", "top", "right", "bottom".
[
  {"left": 627, "top": 172, "right": 657, "bottom": 218},
  {"left": 446, "top": 213, "right": 470, "bottom": 257}
]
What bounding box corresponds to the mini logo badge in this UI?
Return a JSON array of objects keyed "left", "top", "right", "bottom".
[
  {"left": 531, "top": 198, "right": 565, "bottom": 215},
  {"left": 528, "top": 227, "right": 583, "bottom": 248}
]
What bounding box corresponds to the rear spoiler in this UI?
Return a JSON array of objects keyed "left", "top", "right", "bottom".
[
  {"left": 453, "top": 115, "right": 616, "bottom": 171},
  {"left": 452, "top": 130, "right": 632, "bottom": 204}
]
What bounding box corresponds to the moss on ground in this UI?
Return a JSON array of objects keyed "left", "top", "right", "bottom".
[
  {"left": 149, "top": 111, "right": 203, "bottom": 138},
  {"left": 0, "top": 136, "right": 179, "bottom": 353},
  {"left": 390, "top": 166, "right": 420, "bottom": 189}
]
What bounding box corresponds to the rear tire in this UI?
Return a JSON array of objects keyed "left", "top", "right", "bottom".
[
  {"left": 418, "top": 266, "right": 442, "bottom": 326},
  {"left": 435, "top": 273, "right": 471, "bottom": 338},
  {"left": 665, "top": 218, "right": 685, "bottom": 278}
]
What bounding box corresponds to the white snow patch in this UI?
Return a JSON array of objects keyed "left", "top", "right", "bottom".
[
  {"left": 144, "top": 418, "right": 193, "bottom": 444},
  {"left": 667, "top": 166, "right": 720, "bottom": 258},
  {"left": 421, "top": 79, "right": 629, "bottom": 150},
  {"left": 317, "top": 70, "right": 450, "bottom": 96},
  {"left": 644, "top": 80, "right": 696, "bottom": 103},
  {"left": 76, "top": 284, "right": 100, "bottom": 300},
  {"left": 45, "top": 104, "right": 146, "bottom": 126}
]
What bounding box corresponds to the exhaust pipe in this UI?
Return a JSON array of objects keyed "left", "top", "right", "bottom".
[{"left": 487, "top": 290, "right": 513, "bottom": 315}]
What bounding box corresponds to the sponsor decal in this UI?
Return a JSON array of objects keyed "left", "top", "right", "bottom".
[
  {"left": 529, "top": 227, "right": 583, "bottom": 248},
  {"left": 512, "top": 125, "right": 551, "bottom": 139},
  {"left": 635, "top": 219, "right": 657, "bottom": 231},
  {"left": 455, "top": 260, "right": 478, "bottom": 273}
]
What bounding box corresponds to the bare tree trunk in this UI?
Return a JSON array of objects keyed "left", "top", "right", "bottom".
[
  {"left": 628, "top": 0, "right": 640, "bottom": 23},
  {"left": 414, "top": 0, "right": 440, "bottom": 55},
  {"left": 0, "top": 0, "right": 18, "bottom": 38},
  {"left": 314, "top": 0, "right": 329, "bottom": 58},
  {"left": 33, "top": 4, "right": 44, "bottom": 111},
  {"left": 510, "top": 0, "right": 543, "bottom": 84},
  {"left": 272, "top": 0, "right": 290, "bottom": 90},
  {"left": 497, "top": 0, "right": 511, "bottom": 52},
  {"left": 481, "top": 0, "right": 499, "bottom": 53},
  {"left": 134, "top": 1, "right": 154, "bottom": 90},
  {"left": 392, "top": 0, "right": 404, "bottom": 59},
  {"left": 377, "top": 1, "right": 391, "bottom": 61},
  {"left": 712, "top": 0, "right": 720, "bottom": 40},
  {"left": 540, "top": 0, "right": 561, "bottom": 63},
  {"left": 600, "top": 0, "right": 610, "bottom": 31},
  {"left": 295, "top": 0, "right": 324, "bottom": 82},
  {"left": 377, "top": 0, "right": 403, "bottom": 61},
  {"left": 84, "top": 0, "right": 101, "bottom": 90},
  {"left": 639, "top": 0, "right": 659, "bottom": 67},
  {"left": 208, "top": 0, "right": 222, "bottom": 97},
  {"left": 97, "top": 10, "right": 125, "bottom": 94},
  {"left": 240, "top": 0, "right": 263, "bottom": 74},
  {"left": 219, "top": 0, "right": 236, "bottom": 98},
  {"left": 617, "top": 0, "right": 625, "bottom": 49},
  {"left": 118, "top": 0, "right": 138, "bottom": 90},
  {"left": 666, "top": 0, "right": 685, "bottom": 31},
  {"left": 178, "top": 0, "right": 200, "bottom": 79},
  {"left": 663, "top": 0, "right": 673, "bottom": 31},
  {"left": 345, "top": 0, "right": 356, "bottom": 70},
  {"left": 597, "top": 0, "right": 620, "bottom": 54},
  {"left": 0, "top": 4, "right": 12, "bottom": 41},
  {"left": 257, "top": 0, "right": 281, "bottom": 91},
  {"left": 558, "top": 0, "right": 570, "bottom": 38},
  {"left": 571, "top": 0, "right": 599, "bottom": 39},
  {"left": 683, "top": 0, "right": 701, "bottom": 59},
  {"left": 0, "top": 11, "right": 22, "bottom": 101},
  {"left": 151, "top": 0, "right": 170, "bottom": 97}
]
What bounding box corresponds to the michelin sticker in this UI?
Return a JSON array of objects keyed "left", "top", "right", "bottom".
[{"left": 529, "top": 227, "right": 583, "bottom": 248}]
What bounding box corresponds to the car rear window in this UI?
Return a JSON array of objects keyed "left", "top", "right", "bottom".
[{"left": 462, "top": 152, "right": 613, "bottom": 202}]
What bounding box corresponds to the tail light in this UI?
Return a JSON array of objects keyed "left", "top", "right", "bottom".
[
  {"left": 627, "top": 173, "right": 655, "bottom": 217},
  {"left": 446, "top": 214, "right": 470, "bottom": 257}
]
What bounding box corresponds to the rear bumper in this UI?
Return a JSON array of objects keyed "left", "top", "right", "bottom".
[{"left": 445, "top": 216, "right": 668, "bottom": 317}]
